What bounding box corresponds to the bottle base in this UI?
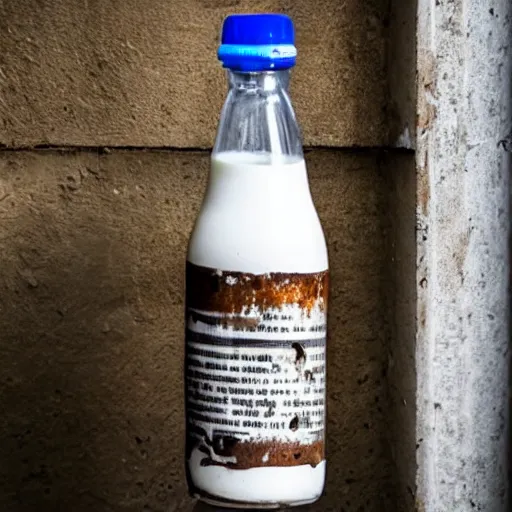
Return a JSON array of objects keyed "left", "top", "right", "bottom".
[
  {"left": 187, "top": 448, "right": 325, "bottom": 508},
  {"left": 194, "top": 491, "right": 321, "bottom": 510}
]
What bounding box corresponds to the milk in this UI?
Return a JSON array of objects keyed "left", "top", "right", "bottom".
[{"left": 188, "top": 152, "right": 328, "bottom": 274}]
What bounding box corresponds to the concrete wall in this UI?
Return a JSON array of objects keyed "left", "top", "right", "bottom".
[
  {"left": 415, "top": 0, "right": 511, "bottom": 510},
  {"left": 0, "top": 0, "right": 388, "bottom": 148},
  {"left": 0, "top": 0, "right": 424, "bottom": 511},
  {"left": 0, "top": 150, "right": 393, "bottom": 511}
]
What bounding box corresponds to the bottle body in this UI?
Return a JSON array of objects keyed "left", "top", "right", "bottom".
[
  {"left": 185, "top": 152, "right": 328, "bottom": 508},
  {"left": 184, "top": 16, "right": 328, "bottom": 508}
]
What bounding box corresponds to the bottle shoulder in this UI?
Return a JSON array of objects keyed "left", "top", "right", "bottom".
[
  {"left": 187, "top": 221, "right": 328, "bottom": 274},
  {"left": 187, "top": 154, "right": 328, "bottom": 274}
]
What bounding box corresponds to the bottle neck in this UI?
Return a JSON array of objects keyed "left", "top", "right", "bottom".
[
  {"left": 213, "top": 70, "right": 303, "bottom": 162},
  {"left": 228, "top": 70, "right": 290, "bottom": 92}
]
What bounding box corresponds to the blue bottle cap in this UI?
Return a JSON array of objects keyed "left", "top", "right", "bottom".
[{"left": 218, "top": 14, "right": 297, "bottom": 72}]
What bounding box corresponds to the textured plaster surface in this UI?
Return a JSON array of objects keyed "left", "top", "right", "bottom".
[
  {"left": 0, "top": 150, "right": 393, "bottom": 511},
  {"left": 0, "top": 0, "right": 388, "bottom": 149},
  {"left": 416, "top": 0, "right": 511, "bottom": 510}
]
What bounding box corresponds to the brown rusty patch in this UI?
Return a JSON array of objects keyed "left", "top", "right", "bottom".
[
  {"left": 418, "top": 91, "right": 437, "bottom": 133},
  {"left": 186, "top": 262, "right": 329, "bottom": 314},
  {"left": 417, "top": 49, "right": 437, "bottom": 134},
  {"left": 418, "top": 150, "right": 430, "bottom": 216},
  {"left": 199, "top": 439, "right": 324, "bottom": 470},
  {"left": 415, "top": 497, "right": 426, "bottom": 512}
]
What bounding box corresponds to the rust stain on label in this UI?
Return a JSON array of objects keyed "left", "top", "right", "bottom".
[
  {"left": 186, "top": 262, "right": 329, "bottom": 314},
  {"left": 197, "top": 437, "right": 324, "bottom": 470}
]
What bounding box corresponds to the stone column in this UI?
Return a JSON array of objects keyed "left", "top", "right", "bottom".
[{"left": 416, "top": 0, "right": 511, "bottom": 510}]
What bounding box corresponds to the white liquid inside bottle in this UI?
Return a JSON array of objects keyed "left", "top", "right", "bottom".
[{"left": 188, "top": 152, "right": 328, "bottom": 274}]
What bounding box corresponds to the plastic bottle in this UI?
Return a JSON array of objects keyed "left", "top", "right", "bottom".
[{"left": 185, "top": 13, "right": 328, "bottom": 509}]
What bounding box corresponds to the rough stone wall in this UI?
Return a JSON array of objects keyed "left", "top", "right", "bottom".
[
  {"left": 0, "top": 0, "right": 388, "bottom": 148},
  {"left": 0, "top": 151, "right": 392, "bottom": 511},
  {"left": 0, "top": 1, "right": 404, "bottom": 511}
]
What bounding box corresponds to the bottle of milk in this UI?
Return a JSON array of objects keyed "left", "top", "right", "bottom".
[{"left": 185, "top": 13, "right": 328, "bottom": 509}]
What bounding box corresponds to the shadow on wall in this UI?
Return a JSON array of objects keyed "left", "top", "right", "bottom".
[
  {"left": 382, "top": 152, "right": 418, "bottom": 512},
  {"left": 509, "top": 139, "right": 512, "bottom": 506},
  {"left": 0, "top": 149, "right": 393, "bottom": 511}
]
